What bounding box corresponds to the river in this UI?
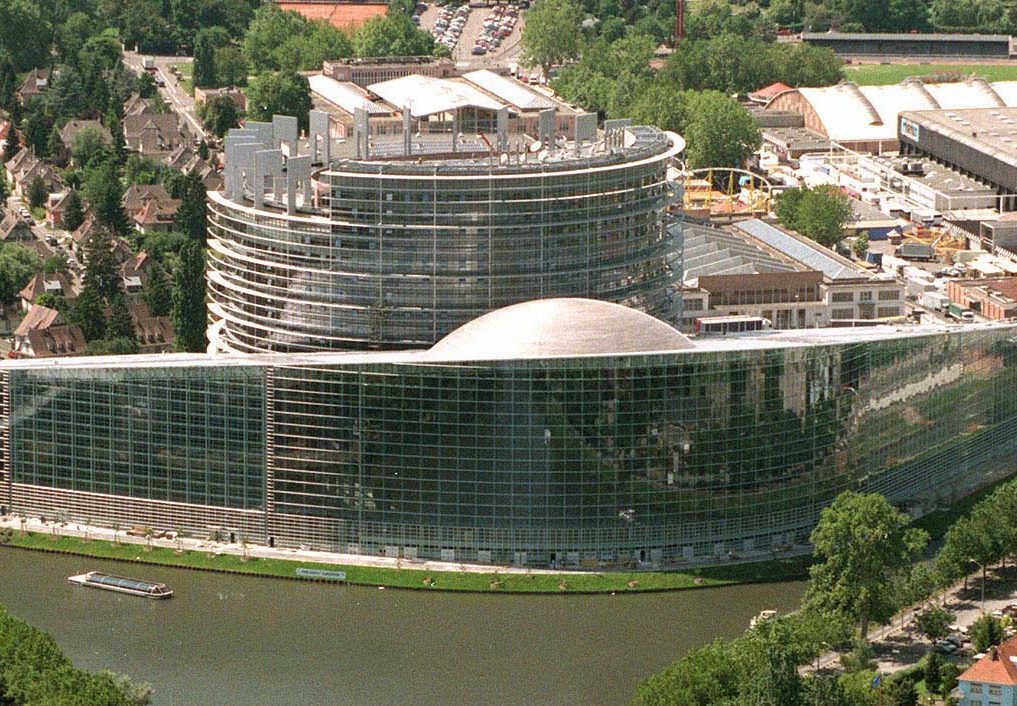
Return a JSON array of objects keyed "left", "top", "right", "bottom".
[{"left": 0, "top": 550, "right": 803, "bottom": 705}]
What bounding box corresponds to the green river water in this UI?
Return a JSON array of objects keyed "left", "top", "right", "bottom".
[{"left": 0, "top": 550, "right": 803, "bottom": 705}]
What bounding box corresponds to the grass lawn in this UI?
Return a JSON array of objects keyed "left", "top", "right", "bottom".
[
  {"left": 844, "top": 62, "right": 1017, "bottom": 85},
  {"left": 0, "top": 530, "right": 810, "bottom": 594},
  {"left": 170, "top": 62, "right": 194, "bottom": 96}
]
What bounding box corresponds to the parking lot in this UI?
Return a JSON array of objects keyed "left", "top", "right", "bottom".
[{"left": 420, "top": 2, "right": 528, "bottom": 70}]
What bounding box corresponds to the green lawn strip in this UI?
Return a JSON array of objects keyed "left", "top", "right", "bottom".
[
  {"left": 844, "top": 63, "right": 1017, "bottom": 85},
  {"left": 0, "top": 531, "right": 797, "bottom": 593}
]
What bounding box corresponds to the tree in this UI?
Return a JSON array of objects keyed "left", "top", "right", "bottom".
[
  {"left": 969, "top": 613, "right": 1005, "bottom": 653},
  {"left": 71, "top": 125, "right": 112, "bottom": 168},
  {"left": 172, "top": 172, "right": 208, "bottom": 242},
  {"left": 775, "top": 186, "right": 853, "bottom": 248},
  {"left": 914, "top": 605, "right": 954, "bottom": 644},
  {"left": 142, "top": 262, "right": 172, "bottom": 317},
  {"left": 852, "top": 232, "right": 869, "bottom": 260},
  {"left": 243, "top": 5, "right": 308, "bottom": 72},
  {"left": 63, "top": 189, "right": 85, "bottom": 232},
  {"left": 0, "top": 245, "right": 41, "bottom": 304},
  {"left": 43, "top": 252, "right": 69, "bottom": 275},
  {"left": 938, "top": 510, "right": 1002, "bottom": 607},
  {"left": 806, "top": 491, "right": 929, "bottom": 639},
  {"left": 520, "top": 0, "right": 583, "bottom": 78},
  {"left": 213, "top": 46, "right": 248, "bottom": 87},
  {"left": 199, "top": 94, "right": 241, "bottom": 138},
  {"left": 82, "top": 160, "right": 129, "bottom": 235},
  {"left": 0, "top": 0, "right": 51, "bottom": 72},
  {"left": 193, "top": 26, "right": 231, "bottom": 88},
  {"left": 682, "top": 91, "right": 761, "bottom": 170},
  {"left": 106, "top": 294, "right": 136, "bottom": 341},
  {"left": 123, "top": 155, "right": 163, "bottom": 187},
  {"left": 81, "top": 227, "right": 121, "bottom": 302},
  {"left": 353, "top": 14, "right": 434, "bottom": 58},
  {"left": 26, "top": 176, "right": 48, "bottom": 210},
  {"left": 245, "top": 71, "right": 312, "bottom": 132},
  {"left": 924, "top": 651, "right": 943, "bottom": 693},
  {"left": 172, "top": 240, "right": 207, "bottom": 352}
]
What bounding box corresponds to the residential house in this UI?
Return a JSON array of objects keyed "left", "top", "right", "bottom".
[
  {"left": 183, "top": 154, "right": 223, "bottom": 191},
  {"left": 130, "top": 299, "right": 173, "bottom": 352},
  {"left": 4, "top": 148, "right": 62, "bottom": 199},
  {"left": 70, "top": 214, "right": 98, "bottom": 257},
  {"left": 193, "top": 86, "right": 246, "bottom": 111},
  {"left": 120, "top": 251, "right": 153, "bottom": 293},
  {"left": 45, "top": 190, "right": 81, "bottom": 228},
  {"left": 16, "top": 68, "right": 50, "bottom": 103},
  {"left": 956, "top": 637, "right": 1017, "bottom": 705},
  {"left": 11, "top": 304, "right": 86, "bottom": 358},
  {"left": 58, "top": 119, "right": 113, "bottom": 160},
  {"left": 0, "top": 212, "right": 33, "bottom": 243},
  {"left": 123, "top": 114, "right": 186, "bottom": 161},
  {"left": 122, "top": 184, "right": 180, "bottom": 234},
  {"left": 109, "top": 237, "right": 134, "bottom": 265},
  {"left": 123, "top": 93, "right": 157, "bottom": 117},
  {"left": 18, "top": 272, "right": 76, "bottom": 311}
]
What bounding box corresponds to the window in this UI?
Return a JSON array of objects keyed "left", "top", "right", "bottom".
[
  {"left": 859, "top": 291, "right": 873, "bottom": 301},
  {"left": 968, "top": 683, "right": 982, "bottom": 694},
  {"left": 831, "top": 292, "right": 854, "bottom": 303},
  {"left": 684, "top": 300, "right": 703, "bottom": 311},
  {"left": 878, "top": 289, "right": 899, "bottom": 301},
  {"left": 877, "top": 306, "right": 900, "bottom": 318},
  {"left": 832, "top": 308, "right": 855, "bottom": 319},
  {"left": 988, "top": 684, "right": 1001, "bottom": 696}
]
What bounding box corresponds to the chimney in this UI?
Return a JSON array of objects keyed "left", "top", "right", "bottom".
[{"left": 992, "top": 646, "right": 999, "bottom": 660}]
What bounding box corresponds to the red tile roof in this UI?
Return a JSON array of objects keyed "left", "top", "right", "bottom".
[
  {"left": 960, "top": 637, "right": 1017, "bottom": 686},
  {"left": 277, "top": 1, "right": 387, "bottom": 29},
  {"left": 750, "top": 82, "right": 793, "bottom": 103}
]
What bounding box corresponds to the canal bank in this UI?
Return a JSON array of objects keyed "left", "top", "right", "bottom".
[
  {"left": 0, "top": 516, "right": 811, "bottom": 594},
  {"left": 0, "top": 550, "right": 805, "bottom": 705}
]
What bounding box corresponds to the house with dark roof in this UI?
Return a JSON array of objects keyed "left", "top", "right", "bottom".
[
  {"left": 70, "top": 214, "right": 98, "bottom": 256},
  {"left": 129, "top": 299, "right": 173, "bottom": 352},
  {"left": 123, "top": 93, "right": 157, "bottom": 117},
  {"left": 4, "top": 148, "right": 63, "bottom": 199},
  {"left": 45, "top": 190, "right": 81, "bottom": 228},
  {"left": 122, "top": 185, "right": 180, "bottom": 234},
  {"left": 957, "top": 636, "right": 1017, "bottom": 705},
  {"left": 123, "top": 114, "right": 185, "bottom": 161},
  {"left": 17, "top": 68, "right": 50, "bottom": 103},
  {"left": 11, "top": 304, "right": 86, "bottom": 358},
  {"left": 18, "top": 272, "right": 76, "bottom": 311},
  {"left": 120, "top": 251, "right": 153, "bottom": 293},
  {"left": 0, "top": 212, "right": 33, "bottom": 243},
  {"left": 58, "top": 119, "right": 113, "bottom": 156}
]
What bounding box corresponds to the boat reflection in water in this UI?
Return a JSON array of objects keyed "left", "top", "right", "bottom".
[{"left": 68, "top": 571, "right": 172, "bottom": 599}]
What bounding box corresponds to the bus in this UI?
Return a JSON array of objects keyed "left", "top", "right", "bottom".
[{"left": 693, "top": 316, "right": 773, "bottom": 335}]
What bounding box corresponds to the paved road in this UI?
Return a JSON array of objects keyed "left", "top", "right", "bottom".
[{"left": 122, "top": 51, "right": 204, "bottom": 138}]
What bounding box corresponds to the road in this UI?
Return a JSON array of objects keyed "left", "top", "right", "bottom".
[{"left": 122, "top": 51, "right": 204, "bottom": 138}]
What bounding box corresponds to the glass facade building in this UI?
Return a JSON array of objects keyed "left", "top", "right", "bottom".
[
  {"left": 3, "top": 305, "right": 1017, "bottom": 569},
  {"left": 207, "top": 125, "right": 684, "bottom": 353}
]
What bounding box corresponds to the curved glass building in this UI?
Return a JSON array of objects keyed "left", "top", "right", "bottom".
[
  {"left": 207, "top": 121, "right": 684, "bottom": 353},
  {"left": 4, "top": 299, "right": 1017, "bottom": 569}
]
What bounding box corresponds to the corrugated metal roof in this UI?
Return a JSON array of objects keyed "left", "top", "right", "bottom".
[
  {"left": 368, "top": 74, "right": 505, "bottom": 118},
  {"left": 460, "top": 70, "right": 558, "bottom": 111},
  {"left": 803, "top": 32, "right": 1009, "bottom": 42},
  {"left": 680, "top": 223, "right": 798, "bottom": 280},
  {"left": 308, "top": 74, "right": 389, "bottom": 115},
  {"left": 732, "top": 219, "right": 865, "bottom": 281}
]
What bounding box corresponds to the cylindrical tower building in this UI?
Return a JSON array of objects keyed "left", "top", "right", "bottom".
[{"left": 207, "top": 122, "right": 684, "bottom": 353}]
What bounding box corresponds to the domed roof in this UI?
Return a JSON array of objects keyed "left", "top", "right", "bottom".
[{"left": 426, "top": 298, "right": 694, "bottom": 361}]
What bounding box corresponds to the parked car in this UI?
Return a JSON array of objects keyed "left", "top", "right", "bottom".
[{"left": 935, "top": 639, "right": 957, "bottom": 654}]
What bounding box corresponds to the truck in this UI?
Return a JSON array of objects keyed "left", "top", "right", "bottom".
[
  {"left": 947, "top": 302, "right": 975, "bottom": 322},
  {"left": 920, "top": 291, "right": 949, "bottom": 312},
  {"left": 142, "top": 56, "right": 155, "bottom": 71}
]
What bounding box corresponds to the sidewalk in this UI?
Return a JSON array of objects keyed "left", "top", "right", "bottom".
[
  {"left": 806, "top": 564, "right": 1017, "bottom": 676},
  {"left": 0, "top": 515, "right": 579, "bottom": 575}
]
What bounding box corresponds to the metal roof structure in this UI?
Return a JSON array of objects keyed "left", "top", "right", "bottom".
[
  {"left": 802, "top": 31, "right": 1010, "bottom": 42},
  {"left": 460, "top": 70, "right": 558, "bottom": 111},
  {"left": 732, "top": 219, "right": 868, "bottom": 281},
  {"left": 769, "top": 79, "right": 1017, "bottom": 143},
  {"left": 307, "top": 74, "right": 389, "bottom": 115},
  {"left": 367, "top": 74, "right": 505, "bottom": 118},
  {"left": 680, "top": 223, "right": 799, "bottom": 281},
  {"left": 425, "top": 298, "right": 694, "bottom": 360}
]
